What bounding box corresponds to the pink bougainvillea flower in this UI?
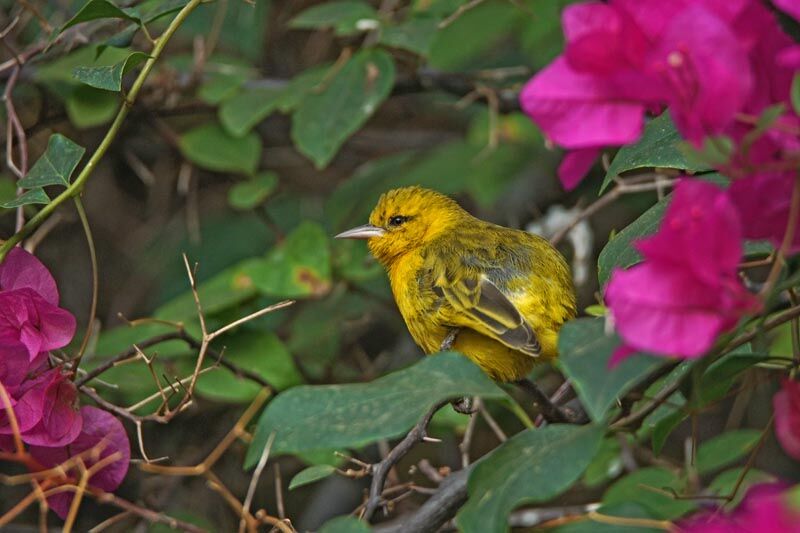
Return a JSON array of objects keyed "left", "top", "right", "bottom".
[
  {"left": 679, "top": 483, "right": 800, "bottom": 532},
  {"left": 773, "top": 0, "right": 800, "bottom": 22},
  {"left": 648, "top": 5, "right": 752, "bottom": 144},
  {"left": 557, "top": 148, "right": 601, "bottom": 191},
  {"left": 774, "top": 379, "right": 800, "bottom": 461},
  {"left": 520, "top": 0, "right": 797, "bottom": 189},
  {"left": 606, "top": 180, "right": 760, "bottom": 363},
  {"left": 30, "top": 406, "right": 130, "bottom": 519},
  {"left": 0, "top": 247, "right": 59, "bottom": 305},
  {"left": 728, "top": 172, "right": 800, "bottom": 252},
  {"left": 0, "top": 288, "right": 76, "bottom": 360},
  {"left": 19, "top": 369, "right": 82, "bottom": 447}
]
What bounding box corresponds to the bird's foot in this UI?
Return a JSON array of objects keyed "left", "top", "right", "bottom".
[
  {"left": 451, "top": 396, "right": 476, "bottom": 414},
  {"left": 440, "top": 328, "right": 461, "bottom": 351}
]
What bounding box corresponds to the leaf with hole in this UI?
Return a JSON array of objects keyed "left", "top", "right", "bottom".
[
  {"left": 18, "top": 134, "right": 85, "bottom": 189},
  {"left": 72, "top": 51, "right": 149, "bottom": 92},
  {"left": 457, "top": 424, "right": 603, "bottom": 533},
  {"left": 557, "top": 318, "right": 663, "bottom": 423},
  {"left": 178, "top": 123, "right": 262, "bottom": 175},
  {"left": 245, "top": 352, "right": 507, "bottom": 466},
  {"left": 292, "top": 49, "right": 395, "bottom": 168},
  {"left": 243, "top": 222, "right": 332, "bottom": 298},
  {"left": 289, "top": 464, "right": 337, "bottom": 490}
]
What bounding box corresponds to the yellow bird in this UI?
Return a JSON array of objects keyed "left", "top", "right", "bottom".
[{"left": 336, "top": 186, "right": 576, "bottom": 382}]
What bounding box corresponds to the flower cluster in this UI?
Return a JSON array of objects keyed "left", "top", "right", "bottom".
[
  {"left": 0, "top": 248, "right": 129, "bottom": 518},
  {"left": 521, "top": 0, "right": 800, "bottom": 361}
]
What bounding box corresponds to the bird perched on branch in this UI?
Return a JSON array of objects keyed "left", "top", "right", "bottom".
[{"left": 335, "top": 186, "right": 576, "bottom": 382}]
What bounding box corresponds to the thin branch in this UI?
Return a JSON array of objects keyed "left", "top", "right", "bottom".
[
  {"left": 362, "top": 400, "right": 449, "bottom": 521},
  {"left": 71, "top": 196, "right": 99, "bottom": 373},
  {"left": 239, "top": 432, "right": 274, "bottom": 533}
]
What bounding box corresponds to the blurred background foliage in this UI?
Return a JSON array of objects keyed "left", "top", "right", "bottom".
[{"left": 1, "top": 0, "right": 797, "bottom": 531}]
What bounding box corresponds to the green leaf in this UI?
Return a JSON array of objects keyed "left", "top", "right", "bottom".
[
  {"left": 61, "top": 0, "right": 141, "bottom": 34},
  {"left": 243, "top": 221, "right": 332, "bottom": 298},
  {"left": 601, "top": 112, "right": 707, "bottom": 193},
  {"left": 178, "top": 123, "right": 262, "bottom": 175},
  {"left": 195, "top": 331, "right": 302, "bottom": 402},
  {"left": 292, "top": 49, "right": 395, "bottom": 169},
  {"left": 18, "top": 134, "right": 85, "bottom": 189},
  {"left": 289, "top": 1, "right": 379, "bottom": 36},
  {"left": 597, "top": 198, "right": 666, "bottom": 287},
  {"left": 651, "top": 410, "right": 687, "bottom": 455},
  {"left": 228, "top": 172, "right": 278, "bottom": 211},
  {"left": 792, "top": 73, "right": 800, "bottom": 116},
  {"left": 274, "top": 66, "right": 330, "bottom": 113},
  {"left": 457, "top": 424, "right": 603, "bottom": 533},
  {"left": 379, "top": 16, "right": 439, "bottom": 56},
  {"left": 198, "top": 71, "right": 250, "bottom": 104},
  {"left": 708, "top": 467, "right": 775, "bottom": 508},
  {"left": 698, "top": 349, "right": 765, "bottom": 405},
  {"left": 1, "top": 188, "right": 50, "bottom": 209},
  {"left": 219, "top": 87, "right": 283, "bottom": 137},
  {"left": 289, "top": 464, "right": 337, "bottom": 490},
  {"left": 72, "top": 51, "right": 149, "bottom": 91},
  {"left": 583, "top": 437, "right": 623, "bottom": 488},
  {"left": 318, "top": 516, "right": 372, "bottom": 533},
  {"left": 695, "top": 429, "right": 762, "bottom": 475},
  {"left": 66, "top": 85, "right": 119, "bottom": 128},
  {"left": 551, "top": 503, "right": 662, "bottom": 533},
  {"left": 245, "top": 352, "right": 507, "bottom": 466},
  {"left": 603, "top": 467, "right": 697, "bottom": 520},
  {"left": 557, "top": 318, "right": 663, "bottom": 422}
]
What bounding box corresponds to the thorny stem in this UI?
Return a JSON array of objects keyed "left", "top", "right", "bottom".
[{"left": 0, "top": 0, "right": 205, "bottom": 260}]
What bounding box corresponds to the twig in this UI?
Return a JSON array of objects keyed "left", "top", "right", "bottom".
[
  {"left": 459, "top": 399, "right": 479, "bottom": 468},
  {"left": 274, "top": 463, "right": 286, "bottom": 520},
  {"left": 239, "top": 432, "right": 274, "bottom": 533},
  {"left": 439, "top": 0, "right": 485, "bottom": 28},
  {"left": 611, "top": 379, "right": 683, "bottom": 430},
  {"left": 477, "top": 401, "right": 507, "bottom": 442},
  {"left": 362, "top": 400, "right": 449, "bottom": 521},
  {"left": 515, "top": 378, "right": 583, "bottom": 424}
]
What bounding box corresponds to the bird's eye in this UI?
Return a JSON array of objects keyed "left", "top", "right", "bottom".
[{"left": 388, "top": 215, "right": 409, "bottom": 227}]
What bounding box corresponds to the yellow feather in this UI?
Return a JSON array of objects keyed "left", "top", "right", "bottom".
[{"left": 348, "top": 186, "right": 576, "bottom": 382}]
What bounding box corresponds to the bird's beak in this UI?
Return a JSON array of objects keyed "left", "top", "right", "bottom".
[{"left": 334, "top": 224, "right": 386, "bottom": 240}]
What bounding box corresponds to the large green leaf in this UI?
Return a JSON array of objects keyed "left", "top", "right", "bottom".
[
  {"left": 72, "top": 51, "right": 149, "bottom": 92},
  {"left": 178, "top": 123, "right": 262, "bottom": 175},
  {"left": 243, "top": 221, "right": 332, "bottom": 298},
  {"left": 601, "top": 112, "right": 707, "bottom": 193},
  {"left": 457, "top": 424, "right": 603, "bottom": 533},
  {"left": 695, "top": 429, "right": 762, "bottom": 475},
  {"left": 245, "top": 352, "right": 507, "bottom": 466},
  {"left": 195, "top": 331, "right": 302, "bottom": 402},
  {"left": 61, "top": 0, "right": 141, "bottom": 33},
  {"left": 18, "top": 134, "right": 85, "bottom": 189},
  {"left": 603, "top": 467, "right": 697, "bottom": 520},
  {"left": 557, "top": 318, "right": 663, "bottom": 422},
  {"left": 708, "top": 467, "right": 775, "bottom": 508},
  {"left": 292, "top": 49, "right": 395, "bottom": 168},
  {"left": 289, "top": 1, "right": 378, "bottom": 36},
  {"left": 219, "top": 87, "right": 284, "bottom": 137}
]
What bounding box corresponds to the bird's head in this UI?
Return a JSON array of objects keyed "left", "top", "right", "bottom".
[{"left": 335, "top": 186, "right": 467, "bottom": 267}]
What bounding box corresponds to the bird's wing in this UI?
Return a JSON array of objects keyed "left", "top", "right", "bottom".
[{"left": 430, "top": 266, "right": 542, "bottom": 358}]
